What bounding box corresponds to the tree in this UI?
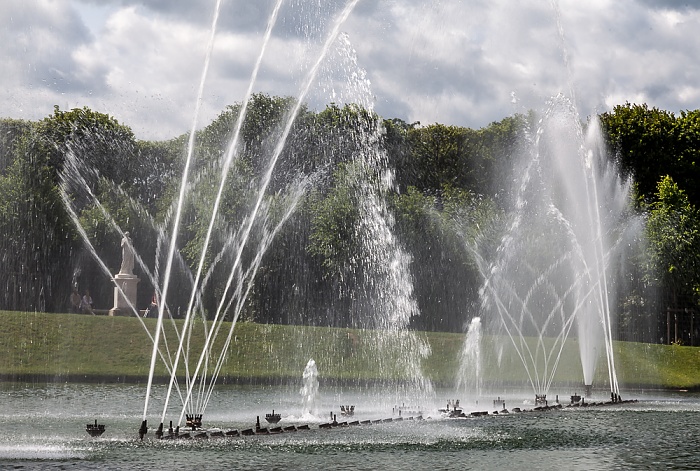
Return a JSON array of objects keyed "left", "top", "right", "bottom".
[
  {"left": 308, "top": 163, "right": 361, "bottom": 280},
  {"left": 132, "top": 138, "right": 183, "bottom": 216},
  {"left": 390, "top": 185, "right": 484, "bottom": 332},
  {"left": 600, "top": 103, "right": 700, "bottom": 206},
  {"left": 672, "top": 109, "right": 700, "bottom": 205},
  {"left": 0, "top": 106, "right": 140, "bottom": 312},
  {"left": 382, "top": 118, "right": 418, "bottom": 193},
  {"left": 405, "top": 124, "right": 471, "bottom": 195},
  {"left": 474, "top": 114, "right": 527, "bottom": 203},
  {"left": 0, "top": 118, "right": 32, "bottom": 174},
  {"left": 0, "top": 126, "right": 77, "bottom": 311},
  {"left": 645, "top": 176, "right": 700, "bottom": 306}
]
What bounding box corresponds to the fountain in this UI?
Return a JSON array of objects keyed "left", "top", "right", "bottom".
[
  {"left": 54, "top": 0, "right": 432, "bottom": 438},
  {"left": 457, "top": 317, "right": 482, "bottom": 399},
  {"left": 85, "top": 420, "right": 106, "bottom": 438},
  {"left": 300, "top": 359, "right": 320, "bottom": 418},
  {"left": 2, "top": 1, "right": 698, "bottom": 468},
  {"left": 44, "top": 3, "right": 634, "bottom": 434},
  {"left": 464, "top": 95, "right": 639, "bottom": 400}
]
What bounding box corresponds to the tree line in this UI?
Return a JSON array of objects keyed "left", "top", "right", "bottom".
[{"left": 1, "top": 96, "right": 698, "bottom": 344}]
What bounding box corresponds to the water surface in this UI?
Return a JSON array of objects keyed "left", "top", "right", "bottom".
[{"left": 0, "top": 383, "right": 696, "bottom": 470}]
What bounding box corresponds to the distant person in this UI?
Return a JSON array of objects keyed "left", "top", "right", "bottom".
[
  {"left": 69, "top": 288, "right": 81, "bottom": 313},
  {"left": 144, "top": 294, "right": 158, "bottom": 318},
  {"left": 80, "top": 290, "right": 94, "bottom": 315}
]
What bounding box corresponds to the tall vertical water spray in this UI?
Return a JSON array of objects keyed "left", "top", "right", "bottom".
[
  {"left": 321, "top": 33, "right": 433, "bottom": 404},
  {"left": 57, "top": 0, "right": 436, "bottom": 436},
  {"left": 457, "top": 317, "right": 482, "bottom": 399},
  {"left": 168, "top": 0, "right": 366, "bottom": 430},
  {"left": 473, "top": 95, "right": 634, "bottom": 398},
  {"left": 300, "top": 359, "right": 320, "bottom": 418}
]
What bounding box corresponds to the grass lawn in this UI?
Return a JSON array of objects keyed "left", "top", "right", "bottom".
[{"left": 0, "top": 310, "right": 698, "bottom": 390}]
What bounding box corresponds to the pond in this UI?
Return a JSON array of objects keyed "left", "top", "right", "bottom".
[{"left": 0, "top": 383, "right": 697, "bottom": 470}]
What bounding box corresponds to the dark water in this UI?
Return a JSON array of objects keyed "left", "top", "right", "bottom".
[{"left": 0, "top": 383, "right": 697, "bottom": 470}]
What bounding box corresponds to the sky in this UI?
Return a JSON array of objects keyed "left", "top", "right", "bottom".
[{"left": 1, "top": 0, "right": 699, "bottom": 141}]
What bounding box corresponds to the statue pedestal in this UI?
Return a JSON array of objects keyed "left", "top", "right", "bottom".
[{"left": 109, "top": 273, "right": 140, "bottom": 316}]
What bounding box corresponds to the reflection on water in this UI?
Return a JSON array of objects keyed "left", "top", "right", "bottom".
[{"left": 0, "top": 383, "right": 697, "bottom": 470}]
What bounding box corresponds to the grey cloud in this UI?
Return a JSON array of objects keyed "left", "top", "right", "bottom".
[
  {"left": 2, "top": 0, "right": 699, "bottom": 140},
  {"left": 635, "top": 0, "right": 700, "bottom": 11},
  {"left": 374, "top": 94, "right": 413, "bottom": 123},
  {"left": 78, "top": 0, "right": 276, "bottom": 33},
  {"left": 76, "top": 0, "right": 352, "bottom": 39},
  {"left": 0, "top": 1, "right": 109, "bottom": 96}
]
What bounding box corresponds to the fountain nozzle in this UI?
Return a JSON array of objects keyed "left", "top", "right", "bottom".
[
  {"left": 535, "top": 394, "right": 547, "bottom": 406},
  {"left": 138, "top": 420, "right": 148, "bottom": 440},
  {"left": 584, "top": 384, "right": 592, "bottom": 397}
]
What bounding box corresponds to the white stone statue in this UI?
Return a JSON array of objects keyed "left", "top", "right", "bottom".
[{"left": 119, "top": 232, "right": 135, "bottom": 275}]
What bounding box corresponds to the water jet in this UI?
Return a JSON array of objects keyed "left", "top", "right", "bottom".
[
  {"left": 464, "top": 98, "right": 638, "bottom": 403},
  {"left": 2, "top": 3, "right": 679, "bottom": 466}
]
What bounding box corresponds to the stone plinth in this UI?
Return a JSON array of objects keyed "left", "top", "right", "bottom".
[{"left": 109, "top": 273, "right": 140, "bottom": 316}]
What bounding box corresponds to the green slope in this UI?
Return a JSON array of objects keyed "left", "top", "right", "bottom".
[{"left": 0, "top": 311, "right": 698, "bottom": 390}]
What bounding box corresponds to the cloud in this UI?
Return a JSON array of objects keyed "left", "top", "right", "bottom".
[
  {"left": 563, "top": 1, "right": 700, "bottom": 116},
  {"left": 1, "top": 0, "right": 699, "bottom": 140},
  {"left": 0, "top": 1, "right": 94, "bottom": 105},
  {"left": 634, "top": 0, "right": 700, "bottom": 11}
]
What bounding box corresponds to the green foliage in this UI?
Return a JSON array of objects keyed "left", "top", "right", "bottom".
[
  {"left": 38, "top": 106, "right": 138, "bottom": 192},
  {"left": 308, "top": 163, "right": 361, "bottom": 277},
  {"left": 396, "top": 115, "right": 525, "bottom": 199},
  {"left": 305, "top": 103, "right": 389, "bottom": 285},
  {"left": 405, "top": 123, "right": 473, "bottom": 193},
  {"left": 0, "top": 125, "right": 76, "bottom": 311},
  {"left": 3, "top": 98, "right": 700, "bottom": 344},
  {"left": 308, "top": 102, "right": 383, "bottom": 176},
  {"left": 600, "top": 103, "right": 700, "bottom": 206},
  {"left": 132, "top": 138, "right": 183, "bottom": 216},
  {"left": 645, "top": 176, "right": 700, "bottom": 303},
  {"left": 0, "top": 118, "right": 32, "bottom": 174},
  {"left": 0, "top": 107, "right": 144, "bottom": 312},
  {"left": 600, "top": 104, "right": 700, "bottom": 332}
]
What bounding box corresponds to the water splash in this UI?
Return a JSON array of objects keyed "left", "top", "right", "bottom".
[
  {"left": 464, "top": 95, "right": 637, "bottom": 398},
  {"left": 300, "top": 359, "right": 320, "bottom": 418},
  {"left": 174, "top": 0, "right": 364, "bottom": 428},
  {"left": 457, "top": 317, "right": 482, "bottom": 398},
  {"left": 327, "top": 27, "right": 433, "bottom": 405},
  {"left": 144, "top": 0, "right": 224, "bottom": 422},
  {"left": 58, "top": 0, "right": 432, "bottom": 429},
  {"left": 158, "top": 0, "right": 286, "bottom": 427}
]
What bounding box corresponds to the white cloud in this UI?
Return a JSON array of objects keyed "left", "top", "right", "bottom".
[{"left": 1, "top": 0, "right": 699, "bottom": 140}]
